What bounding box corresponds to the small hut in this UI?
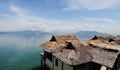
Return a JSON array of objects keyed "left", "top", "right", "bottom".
[{"left": 40, "top": 35, "right": 120, "bottom": 70}]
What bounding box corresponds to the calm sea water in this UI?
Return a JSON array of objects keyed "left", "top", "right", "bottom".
[{"left": 0, "top": 34, "right": 51, "bottom": 70}]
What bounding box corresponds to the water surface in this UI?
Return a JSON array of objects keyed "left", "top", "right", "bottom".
[{"left": 0, "top": 34, "right": 51, "bottom": 70}]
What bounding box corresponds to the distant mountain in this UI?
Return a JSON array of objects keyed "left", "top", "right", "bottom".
[
  {"left": 0, "top": 30, "right": 52, "bottom": 37},
  {"left": 0, "top": 30, "right": 108, "bottom": 39},
  {"left": 75, "top": 31, "right": 108, "bottom": 39}
]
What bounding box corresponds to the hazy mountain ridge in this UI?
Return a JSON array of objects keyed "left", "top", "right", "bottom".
[
  {"left": 75, "top": 31, "right": 108, "bottom": 39},
  {"left": 0, "top": 30, "right": 52, "bottom": 37},
  {"left": 0, "top": 30, "right": 108, "bottom": 39}
]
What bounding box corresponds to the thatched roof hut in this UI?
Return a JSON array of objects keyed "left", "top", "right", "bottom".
[
  {"left": 91, "top": 35, "right": 120, "bottom": 45},
  {"left": 40, "top": 35, "right": 120, "bottom": 68},
  {"left": 41, "top": 35, "right": 79, "bottom": 53},
  {"left": 88, "top": 35, "right": 120, "bottom": 68}
]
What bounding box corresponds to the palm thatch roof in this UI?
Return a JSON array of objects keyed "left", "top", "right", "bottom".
[
  {"left": 90, "top": 48, "right": 119, "bottom": 68},
  {"left": 91, "top": 35, "right": 120, "bottom": 44},
  {"left": 89, "top": 40, "right": 120, "bottom": 51},
  {"left": 40, "top": 42, "right": 65, "bottom": 53},
  {"left": 40, "top": 35, "right": 120, "bottom": 68},
  {"left": 50, "top": 35, "right": 79, "bottom": 44}
]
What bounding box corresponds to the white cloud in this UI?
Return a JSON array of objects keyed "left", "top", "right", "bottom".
[
  {"left": 1, "top": 4, "right": 120, "bottom": 34},
  {"left": 63, "top": 0, "right": 120, "bottom": 10},
  {"left": 10, "top": 4, "right": 25, "bottom": 16},
  {"left": 0, "top": 5, "right": 68, "bottom": 32},
  {"left": 81, "top": 16, "right": 115, "bottom": 22}
]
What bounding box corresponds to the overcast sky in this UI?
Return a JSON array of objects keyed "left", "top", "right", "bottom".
[{"left": 0, "top": 0, "right": 120, "bottom": 34}]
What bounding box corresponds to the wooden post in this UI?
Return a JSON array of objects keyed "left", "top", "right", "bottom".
[
  {"left": 62, "top": 62, "right": 63, "bottom": 70},
  {"left": 52, "top": 56, "right": 54, "bottom": 70},
  {"left": 41, "top": 60, "right": 43, "bottom": 70}
]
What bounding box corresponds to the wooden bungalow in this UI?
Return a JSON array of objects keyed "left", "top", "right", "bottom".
[{"left": 40, "top": 35, "right": 120, "bottom": 70}]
